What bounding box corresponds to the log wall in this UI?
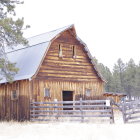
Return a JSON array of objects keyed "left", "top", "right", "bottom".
[{"left": 36, "top": 30, "right": 101, "bottom": 82}]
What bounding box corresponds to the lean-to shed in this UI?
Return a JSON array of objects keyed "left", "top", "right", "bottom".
[
  {"left": 0, "top": 25, "right": 105, "bottom": 121},
  {"left": 103, "top": 92, "right": 127, "bottom": 103}
]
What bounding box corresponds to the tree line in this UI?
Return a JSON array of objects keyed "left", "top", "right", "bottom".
[{"left": 94, "top": 57, "right": 140, "bottom": 97}]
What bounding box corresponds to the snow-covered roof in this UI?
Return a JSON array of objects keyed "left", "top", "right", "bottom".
[
  {"left": 0, "top": 24, "right": 105, "bottom": 84},
  {"left": 2, "top": 42, "right": 49, "bottom": 83},
  {"left": 5, "top": 24, "right": 74, "bottom": 53}
]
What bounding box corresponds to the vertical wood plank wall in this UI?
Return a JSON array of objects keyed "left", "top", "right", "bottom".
[
  {"left": 0, "top": 80, "right": 30, "bottom": 121},
  {"left": 32, "top": 80, "right": 104, "bottom": 102},
  {"left": 0, "top": 80, "right": 104, "bottom": 120}
]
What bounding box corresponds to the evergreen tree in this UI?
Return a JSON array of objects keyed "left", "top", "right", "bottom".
[
  {"left": 135, "top": 62, "right": 140, "bottom": 95},
  {"left": 0, "top": 0, "right": 29, "bottom": 82},
  {"left": 112, "top": 64, "right": 122, "bottom": 92},
  {"left": 94, "top": 57, "right": 140, "bottom": 96},
  {"left": 124, "top": 59, "right": 137, "bottom": 96},
  {"left": 112, "top": 58, "right": 125, "bottom": 93},
  {"left": 98, "top": 63, "right": 113, "bottom": 92},
  {"left": 93, "top": 57, "right": 113, "bottom": 92}
]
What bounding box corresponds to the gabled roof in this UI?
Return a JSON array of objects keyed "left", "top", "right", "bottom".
[{"left": 0, "top": 24, "right": 105, "bottom": 84}]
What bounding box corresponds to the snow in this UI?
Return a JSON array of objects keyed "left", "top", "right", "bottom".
[{"left": 0, "top": 113, "right": 139, "bottom": 140}]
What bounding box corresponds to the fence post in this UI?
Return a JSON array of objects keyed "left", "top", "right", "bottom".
[
  {"left": 109, "top": 100, "right": 114, "bottom": 124},
  {"left": 29, "top": 101, "right": 32, "bottom": 121},
  {"left": 122, "top": 103, "right": 126, "bottom": 123},
  {"left": 80, "top": 98, "right": 84, "bottom": 122},
  {"left": 54, "top": 99, "right": 58, "bottom": 120},
  {"left": 31, "top": 99, "right": 35, "bottom": 121}
]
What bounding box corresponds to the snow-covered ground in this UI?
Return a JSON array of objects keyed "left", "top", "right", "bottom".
[{"left": 0, "top": 112, "right": 140, "bottom": 140}]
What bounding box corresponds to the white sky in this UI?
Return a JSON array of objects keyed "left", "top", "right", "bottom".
[{"left": 15, "top": 0, "right": 140, "bottom": 69}]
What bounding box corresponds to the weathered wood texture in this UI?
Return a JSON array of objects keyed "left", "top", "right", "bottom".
[
  {"left": 103, "top": 94, "right": 125, "bottom": 103},
  {"left": 0, "top": 29, "right": 104, "bottom": 121},
  {"left": 36, "top": 30, "right": 101, "bottom": 82},
  {"left": 0, "top": 80, "right": 30, "bottom": 121},
  {"left": 30, "top": 99, "right": 114, "bottom": 123},
  {"left": 119, "top": 100, "right": 140, "bottom": 123},
  {"left": 31, "top": 80, "right": 104, "bottom": 102}
]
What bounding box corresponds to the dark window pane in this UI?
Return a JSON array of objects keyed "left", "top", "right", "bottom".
[{"left": 11, "top": 90, "right": 18, "bottom": 100}]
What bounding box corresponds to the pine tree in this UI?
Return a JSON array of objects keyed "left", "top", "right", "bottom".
[
  {"left": 112, "top": 64, "right": 122, "bottom": 92},
  {"left": 94, "top": 57, "right": 140, "bottom": 96},
  {"left": 124, "top": 59, "right": 137, "bottom": 96},
  {"left": 0, "top": 0, "right": 29, "bottom": 82},
  {"left": 93, "top": 57, "right": 140, "bottom": 96},
  {"left": 93, "top": 57, "right": 113, "bottom": 92},
  {"left": 135, "top": 62, "right": 140, "bottom": 95},
  {"left": 112, "top": 58, "right": 125, "bottom": 93}
]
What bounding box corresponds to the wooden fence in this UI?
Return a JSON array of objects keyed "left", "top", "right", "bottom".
[
  {"left": 30, "top": 98, "right": 114, "bottom": 123},
  {"left": 121, "top": 96, "right": 140, "bottom": 102},
  {"left": 75, "top": 94, "right": 106, "bottom": 100},
  {"left": 119, "top": 100, "right": 140, "bottom": 123}
]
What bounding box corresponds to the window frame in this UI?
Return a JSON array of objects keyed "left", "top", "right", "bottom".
[
  {"left": 44, "top": 88, "right": 51, "bottom": 98},
  {"left": 85, "top": 88, "right": 92, "bottom": 97},
  {"left": 11, "top": 90, "right": 18, "bottom": 100}
]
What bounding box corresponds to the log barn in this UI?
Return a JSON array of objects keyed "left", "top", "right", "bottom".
[{"left": 0, "top": 25, "right": 105, "bottom": 121}]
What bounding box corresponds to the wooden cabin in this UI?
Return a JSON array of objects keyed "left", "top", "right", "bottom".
[
  {"left": 0, "top": 25, "right": 105, "bottom": 121},
  {"left": 103, "top": 92, "right": 127, "bottom": 103}
]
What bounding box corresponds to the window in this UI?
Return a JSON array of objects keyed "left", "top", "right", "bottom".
[
  {"left": 44, "top": 88, "right": 50, "bottom": 97},
  {"left": 85, "top": 89, "right": 92, "bottom": 97},
  {"left": 58, "top": 44, "right": 63, "bottom": 57},
  {"left": 72, "top": 45, "right": 76, "bottom": 58},
  {"left": 11, "top": 90, "right": 18, "bottom": 100}
]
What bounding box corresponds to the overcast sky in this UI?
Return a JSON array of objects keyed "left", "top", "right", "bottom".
[{"left": 15, "top": 0, "right": 140, "bottom": 69}]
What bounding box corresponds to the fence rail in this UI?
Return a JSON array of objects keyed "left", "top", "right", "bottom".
[
  {"left": 119, "top": 100, "right": 140, "bottom": 123},
  {"left": 30, "top": 98, "right": 114, "bottom": 123}
]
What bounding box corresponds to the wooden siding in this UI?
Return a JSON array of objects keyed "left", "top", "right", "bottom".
[
  {"left": 103, "top": 94, "right": 125, "bottom": 103},
  {"left": 0, "top": 79, "right": 104, "bottom": 120},
  {"left": 36, "top": 30, "right": 101, "bottom": 82},
  {"left": 31, "top": 80, "right": 104, "bottom": 102},
  {"left": 0, "top": 80, "right": 30, "bottom": 121},
  {"left": 0, "top": 28, "right": 104, "bottom": 121}
]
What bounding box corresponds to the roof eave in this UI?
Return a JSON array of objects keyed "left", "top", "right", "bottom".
[{"left": 75, "top": 36, "right": 106, "bottom": 82}]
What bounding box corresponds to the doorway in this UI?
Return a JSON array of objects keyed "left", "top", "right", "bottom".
[{"left": 62, "top": 91, "right": 73, "bottom": 110}]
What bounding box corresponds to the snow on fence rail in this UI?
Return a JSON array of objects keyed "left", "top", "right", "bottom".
[{"left": 30, "top": 98, "right": 114, "bottom": 123}]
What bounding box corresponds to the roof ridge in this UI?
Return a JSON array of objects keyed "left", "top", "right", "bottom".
[
  {"left": 5, "top": 24, "right": 74, "bottom": 54},
  {"left": 27, "top": 24, "right": 74, "bottom": 39}
]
